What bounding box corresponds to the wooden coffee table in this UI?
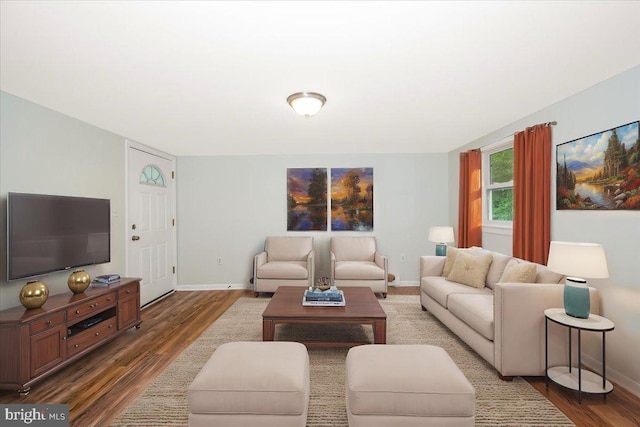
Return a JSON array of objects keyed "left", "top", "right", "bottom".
[{"left": 262, "top": 286, "right": 387, "bottom": 347}]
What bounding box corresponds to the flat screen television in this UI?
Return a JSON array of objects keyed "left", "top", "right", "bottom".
[{"left": 7, "top": 192, "right": 111, "bottom": 281}]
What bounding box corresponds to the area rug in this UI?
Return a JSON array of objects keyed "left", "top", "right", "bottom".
[{"left": 111, "top": 295, "right": 574, "bottom": 426}]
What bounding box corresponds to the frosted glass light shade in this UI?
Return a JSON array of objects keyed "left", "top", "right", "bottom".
[
  {"left": 546, "top": 241, "right": 609, "bottom": 279},
  {"left": 287, "top": 92, "right": 326, "bottom": 117},
  {"left": 428, "top": 227, "right": 455, "bottom": 244}
]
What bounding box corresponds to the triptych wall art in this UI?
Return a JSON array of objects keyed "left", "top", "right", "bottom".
[
  {"left": 556, "top": 121, "right": 640, "bottom": 210},
  {"left": 287, "top": 167, "right": 374, "bottom": 231}
]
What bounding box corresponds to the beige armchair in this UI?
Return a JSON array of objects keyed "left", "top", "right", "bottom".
[
  {"left": 253, "top": 236, "right": 314, "bottom": 296},
  {"left": 330, "top": 236, "right": 388, "bottom": 297}
]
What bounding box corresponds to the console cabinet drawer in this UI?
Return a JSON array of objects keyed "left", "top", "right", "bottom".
[
  {"left": 67, "top": 293, "right": 116, "bottom": 322},
  {"left": 118, "top": 283, "right": 138, "bottom": 299},
  {"left": 67, "top": 317, "right": 117, "bottom": 357},
  {"left": 30, "top": 311, "right": 66, "bottom": 335}
]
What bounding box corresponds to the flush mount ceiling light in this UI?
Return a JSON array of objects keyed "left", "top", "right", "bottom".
[{"left": 287, "top": 92, "right": 326, "bottom": 117}]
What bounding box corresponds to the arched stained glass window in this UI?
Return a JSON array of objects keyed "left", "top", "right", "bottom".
[{"left": 139, "top": 164, "right": 166, "bottom": 187}]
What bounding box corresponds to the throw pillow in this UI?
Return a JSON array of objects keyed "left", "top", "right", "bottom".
[
  {"left": 446, "top": 252, "right": 493, "bottom": 288},
  {"left": 441, "top": 246, "right": 459, "bottom": 277},
  {"left": 536, "top": 265, "right": 565, "bottom": 284},
  {"left": 498, "top": 260, "right": 537, "bottom": 283}
]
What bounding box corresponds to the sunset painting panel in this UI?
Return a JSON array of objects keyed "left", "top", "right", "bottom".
[
  {"left": 287, "top": 168, "right": 327, "bottom": 231},
  {"left": 557, "top": 121, "right": 640, "bottom": 210},
  {"left": 331, "top": 168, "right": 373, "bottom": 231}
]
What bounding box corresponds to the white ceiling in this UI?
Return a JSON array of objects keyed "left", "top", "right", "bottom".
[{"left": 2, "top": 1, "right": 640, "bottom": 156}]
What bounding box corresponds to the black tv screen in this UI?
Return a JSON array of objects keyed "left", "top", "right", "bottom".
[{"left": 7, "top": 192, "right": 111, "bottom": 281}]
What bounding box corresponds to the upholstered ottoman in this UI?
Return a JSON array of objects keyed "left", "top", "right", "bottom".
[
  {"left": 188, "top": 341, "right": 310, "bottom": 427},
  {"left": 345, "top": 345, "right": 475, "bottom": 427}
]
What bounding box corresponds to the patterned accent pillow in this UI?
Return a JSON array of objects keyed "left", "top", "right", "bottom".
[
  {"left": 446, "top": 252, "right": 493, "bottom": 288},
  {"left": 498, "top": 259, "right": 537, "bottom": 283},
  {"left": 442, "top": 247, "right": 490, "bottom": 278}
]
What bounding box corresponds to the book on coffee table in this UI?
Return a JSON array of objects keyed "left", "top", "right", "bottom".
[
  {"left": 302, "top": 290, "right": 345, "bottom": 306},
  {"left": 304, "top": 289, "right": 343, "bottom": 302}
]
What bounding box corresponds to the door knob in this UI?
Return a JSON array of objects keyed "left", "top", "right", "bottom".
[{"left": 132, "top": 235, "right": 140, "bottom": 241}]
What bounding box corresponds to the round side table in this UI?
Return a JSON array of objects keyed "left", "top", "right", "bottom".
[{"left": 544, "top": 308, "right": 615, "bottom": 403}]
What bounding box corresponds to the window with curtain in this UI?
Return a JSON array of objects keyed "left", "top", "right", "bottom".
[{"left": 482, "top": 139, "right": 514, "bottom": 227}]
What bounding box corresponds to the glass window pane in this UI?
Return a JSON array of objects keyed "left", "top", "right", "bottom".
[
  {"left": 490, "top": 188, "right": 513, "bottom": 221},
  {"left": 490, "top": 148, "right": 513, "bottom": 184},
  {"left": 139, "top": 164, "right": 166, "bottom": 187}
]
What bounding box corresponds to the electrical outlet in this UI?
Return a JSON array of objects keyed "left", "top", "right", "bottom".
[
  {"left": 218, "top": 257, "right": 223, "bottom": 265},
  {"left": 400, "top": 254, "right": 406, "bottom": 262}
]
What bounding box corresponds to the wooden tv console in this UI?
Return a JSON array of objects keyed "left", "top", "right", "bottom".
[{"left": 0, "top": 278, "right": 142, "bottom": 395}]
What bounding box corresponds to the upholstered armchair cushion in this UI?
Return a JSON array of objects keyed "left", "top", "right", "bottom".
[
  {"left": 331, "top": 236, "right": 376, "bottom": 262},
  {"left": 334, "top": 261, "right": 386, "bottom": 280},
  {"left": 266, "top": 236, "right": 313, "bottom": 262},
  {"left": 257, "top": 261, "right": 309, "bottom": 280}
]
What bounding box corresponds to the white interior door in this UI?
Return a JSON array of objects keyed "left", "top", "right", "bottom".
[{"left": 127, "top": 145, "right": 176, "bottom": 306}]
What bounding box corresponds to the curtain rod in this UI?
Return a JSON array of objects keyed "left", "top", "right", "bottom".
[{"left": 481, "top": 121, "right": 558, "bottom": 151}]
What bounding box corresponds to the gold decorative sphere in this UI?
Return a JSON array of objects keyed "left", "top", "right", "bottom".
[
  {"left": 68, "top": 270, "right": 91, "bottom": 294},
  {"left": 19, "top": 281, "right": 49, "bottom": 309}
]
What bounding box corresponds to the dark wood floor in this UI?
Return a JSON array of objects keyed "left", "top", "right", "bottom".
[{"left": 0, "top": 286, "right": 638, "bottom": 427}]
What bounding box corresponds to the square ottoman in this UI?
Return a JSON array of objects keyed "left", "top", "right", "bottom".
[
  {"left": 188, "top": 341, "right": 310, "bottom": 427},
  {"left": 346, "top": 344, "right": 475, "bottom": 427}
]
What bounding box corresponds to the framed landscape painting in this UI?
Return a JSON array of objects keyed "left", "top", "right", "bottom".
[
  {"left": 330, "top": 168, "right": 374, "bottom": 231},
  {"left": 556, "top": 121, "right": 640, "bottom": 210},
  {"left": 287, "top": 168, "right": 327, "bottom": 231}
]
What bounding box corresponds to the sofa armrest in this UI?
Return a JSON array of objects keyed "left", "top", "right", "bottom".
[
  {"left": 374, "top": 252, "right": 387, "bottom": 271},
  {"left": 306, "top": 250, "right": 315, "bottom": 286},
  {"left": 253, "top": 251, "right": 267, "bottom": 291},
  {"left": 330, "top": 252, "right": 336, "bottom": 282},
  {"left": 494, "top": 283, "right": 600, "bottom": 377},
  {"left": 420, "top": 256, "right": 445, "bottom": 278},
  {"left": 255, "top": 251, "right": 267, "bottom": 268},
  {"left": 374, "top": 253, "right": 388, "bottom": 287}
]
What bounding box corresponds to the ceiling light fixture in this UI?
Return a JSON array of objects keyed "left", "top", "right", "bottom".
[{"left": 287, "top": 92, "right": 326, "bottom": 117}]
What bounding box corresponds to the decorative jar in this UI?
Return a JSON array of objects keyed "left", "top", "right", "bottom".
[
  {"left": 19, "top": 280, "right": 49, "bottom": 309},
  {"left": 68, "top": 270, "right": 91, "bottom": 294}
]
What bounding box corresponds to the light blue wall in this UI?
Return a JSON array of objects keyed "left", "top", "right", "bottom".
[
  {"left": 176, "top": 153, "right": 450, "bottom": 287},
  {"left": 0, "top": 92, "right": 127, "bottom": 309},
  {"left": 448, "top": 65, "right": 640, "bottom": 395}
]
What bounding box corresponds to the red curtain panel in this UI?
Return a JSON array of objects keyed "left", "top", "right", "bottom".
[
  {"left": 512, "top": 124, "right": 551, "bottom": 264},
  {"left": 458, "top": 149, "right": 482, "bottom": 248}
]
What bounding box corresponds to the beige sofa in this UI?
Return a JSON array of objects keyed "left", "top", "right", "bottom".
[
  {"left": 420, "top": 247, "right": 600, "bottom": 378},
  {"left": 254, "top": 236, "right": 314, "bottom": 295}
]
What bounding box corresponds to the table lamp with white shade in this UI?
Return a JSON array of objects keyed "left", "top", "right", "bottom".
[
  {"left": 428, "top": 226, "right": 455, "bottom": 256},
  {"left": 546, "top": 241, "right": 609, "bottom": 319}
]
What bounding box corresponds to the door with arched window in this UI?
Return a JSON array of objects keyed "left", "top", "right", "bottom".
[{"left": 127, "top": 144, "right": 176, "bottom": 306}]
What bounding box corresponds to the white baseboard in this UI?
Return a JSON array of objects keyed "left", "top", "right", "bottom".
[
  {"left": 390, "top": 281, "right": 419, "bottom": 287},
  {"left": 176, "top": 283, "right": 251, "bottom": 291},
  {"left": 582, "top": 353, "right": 640, "bottom": 398}
]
